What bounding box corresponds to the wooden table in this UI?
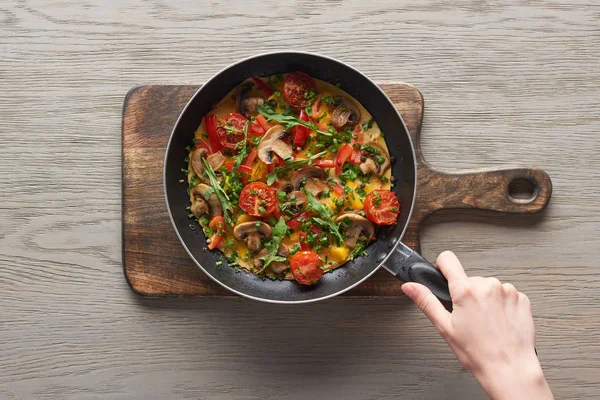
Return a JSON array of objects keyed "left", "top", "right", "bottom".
[{"left": 1, "top": 1, "right": 598, "bottom": 399}]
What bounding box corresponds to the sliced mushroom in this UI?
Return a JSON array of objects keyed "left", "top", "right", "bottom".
[
  {"left": 335, "top": 213, "right": 375, "bottom": 248},
  {"left": 287, "top": 190, "right": 307, "bottom": 206},
  {"left": 236, "top": 85, "right": 265, "bottom": 119},
  {"left": 190, "top": 149, "right": 225, "bottom": 179},
  {"left": 330, "top": 97, "right": 361, "bottom": 129},
  {"left": 254, "top": 244, "right": 290, "bottom": 274},
  {"left": 190, "top": 147, "right": 208, "bottom": 176},
  {"left": 257, "top": 125, "right": 293, "bottom": 164},
  {"left": 359, "top": 142, "right": 391, "bottom": 177},
  {"left": 290, "top": 167, "right": 327, "bottom": 196},
  {"left": 275, "top": 180, "right": 293, "bottom": 193},
  {"left": 233, "top": 221, "right": 272, "bottom": 252},
  {"left": 190, "top": 184, "right": 223, "bottom": 218},
  {"left": 207, "top": 151, "right": 225, "bottom": 171}
]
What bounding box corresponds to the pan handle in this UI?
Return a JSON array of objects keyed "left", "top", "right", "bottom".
[{"left": 384, "top": 242, "right": 453, "bottom": 311}]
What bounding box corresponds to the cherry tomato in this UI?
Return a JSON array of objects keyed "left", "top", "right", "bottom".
[
  {"left": 335, "top": 144, "right": 354, "bottom": 175},
  {"left": 239, "top": 182, "right": 277, "bottom": 217},
  {"left": 217, "top": 113, "right": 248, "bottom": 149},
  {"left": 283, "top": 72, "right": 317, "bottom": 107},
  {"left": 252, "top": 76, "right": 274, "bottom": 97},
  {"left": 207, "top": 216, "right": 225, "bottom": 250},
  {"left": 204, "top": 114, "right": 222, "bottom": 152},
  {"left": 290, "top": 251, "right": 324, "bottom": 285},
  {"left": 363, "top": 190, "right": 400, "bottom": 225}
]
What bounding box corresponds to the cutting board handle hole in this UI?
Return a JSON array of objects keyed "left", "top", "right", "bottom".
[{"left": 508, "top": 177, "right": 538, "bottom": 203}]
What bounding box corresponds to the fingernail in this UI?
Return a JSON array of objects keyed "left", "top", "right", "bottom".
[{"left": 402, "top": 283, "right": 415, "bottom": 297}]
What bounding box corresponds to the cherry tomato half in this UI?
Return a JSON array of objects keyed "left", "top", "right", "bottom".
[
  {"left": 217, "top": 113, "right": 248, "bottom": 149},
  {"left": 290, "top": 251, "right": 324, "bottom": 285},
  {"left": 239, "top": 182, "right": 277, "bottom": 217},
  {"left": 207, "top": 216, "right": 225, "bottom": 250},
  {"left": 363, "top": 190, "right": 400, "bottom": 225},
  {"left": 283, "top": 72, "right": 317, "bottom": 107}
]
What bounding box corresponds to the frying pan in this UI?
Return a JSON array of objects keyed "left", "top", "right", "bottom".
[{"left": 164, "top": 52, "right": 530, "bottom": 305}]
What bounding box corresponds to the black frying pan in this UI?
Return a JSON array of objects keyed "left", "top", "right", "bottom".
[{"left": 164, "top": 52, "right": 451, "bottom": 305}]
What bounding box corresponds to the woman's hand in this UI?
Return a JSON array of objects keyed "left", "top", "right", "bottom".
[{"left": 402, "top": 251, "right": 554, "bottom": 400}]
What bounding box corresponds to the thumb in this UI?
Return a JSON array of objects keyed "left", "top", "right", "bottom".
[{"left": 402, "top": 282, "right": 451, "bottom": 335}]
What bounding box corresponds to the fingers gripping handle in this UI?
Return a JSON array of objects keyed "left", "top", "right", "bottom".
[{"left": 384, "top": 243, "right": 453, "bottom": 310}]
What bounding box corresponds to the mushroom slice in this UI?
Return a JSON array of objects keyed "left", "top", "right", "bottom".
[
  {"left": 233, "top": 221, "right": 272, "bottom": 252},
  {"left": 207, "top": 151, "right": 225, "bottom": 171},
  {"left": 190, "top": 147, "right": 208, "bottom": 177},
  {"left": 331, "top": 97, "right": 361, "bottom": 129},
  {"left": 191, "top": 184, "right": 223, "bottom": 218},
  {"left": 335, "top": 213, "right": 375, "bottom": 248},
  {"left": 191, "top": 148, "right": 226, "bottom": 179},
  {"left": 254, "top": 244, "right": 290, "bottom": 274},
  {"left": 359, "top": 142, "right": 391, "bottom": 177},
  {"left": 236, "top": 85, "right": 265, "bottom": 119},
  {"left": 290, "top": 167, "right": 327, "bottom": 197},
  {"left": 257, "top": 125, "right": 293, "bottom": 164},
  {"left": 287, "top": 191, "right": 307, "bottom": 206}
]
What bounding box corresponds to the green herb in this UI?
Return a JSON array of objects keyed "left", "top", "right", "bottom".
[
  {"left": 188, "top": 213, "right": 194, "bottom": 219},
  {"left": 316, "top": 112, "right": 328, "bottom": 123},
  {"left": 258, "top": 206, "right": 266, "bottom": 215},
  {"left": 258, "top": 218, "right": 288, "bottom": 273},
  {"left": 189, "top": 175, "right": 200, "bottom": 190},
  {"left": 350, "top": 239, "right": 368, "bottom": 260},
  {"left": 184, "top": 156, "right": 190, "bottom": 163},
  {"left": 257, "top": 104, "right": 332, "bottom": 137},
  {"left": 361, "top": 118, "right": 375, "bottom": 131},
  {"left": 277, "top": 191, "right": 288, "bottom": 202},
  {"left": 361, "top": 144, "right": 381, "bottom": 155},
  {"left": 265, "top": 151, "right": 327, "bottom": 186},
  {"left": 215, "top": 260, "right": 223, "bottom": 266},
  {"left": 202, "top": 158, "right": 234, "bottom": 226},
  {"left": 305, "top": 191, "right": 344, "bottom": 245},
  {"left": 181, "top": 168, "right": 190, "bottom": 175},
  {"left": 189, "top": 224, "right": 196, "bottom": 231}
]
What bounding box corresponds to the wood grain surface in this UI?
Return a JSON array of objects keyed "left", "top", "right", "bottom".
[
  {"left": 1, "top": 0, "right": 599, "bottom": 399},
  {"left": 123, "top": 84, "right": 551, "bottom": 297}
]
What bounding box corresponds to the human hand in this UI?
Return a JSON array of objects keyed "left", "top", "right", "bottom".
[{"left": 402, "top": 251, "right": 553, "bottom": 400}]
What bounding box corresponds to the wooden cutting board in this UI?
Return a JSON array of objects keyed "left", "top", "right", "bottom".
[{"left": 122, "top": 84, "right": 552, "bottom": 297}]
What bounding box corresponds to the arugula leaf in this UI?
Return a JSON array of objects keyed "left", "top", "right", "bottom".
[
  {"left": 258, "top": 217, "right": 288, "bottom": 273},
  {"left": 305, "top": 190, "right": 344, "bottom": 245},
  {"left": 265, "top": 151, "right": 327, "bottom": 186},
  {"left": 202, "top": 158, "right": 234, "bottom": 226},
  {"left": 256, "top": 104, "right": 332, "bottom": 137},
  {"left": 231, "top": 121, "right": 249, "bottom": 172}
]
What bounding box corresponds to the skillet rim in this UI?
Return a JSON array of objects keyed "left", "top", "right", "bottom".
[{"left": 163, "top": 51, "right": 418, "bottom": 303}]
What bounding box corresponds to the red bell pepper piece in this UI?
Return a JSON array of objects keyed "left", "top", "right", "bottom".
[
  {"left": 287, "top": 211, "right": 309, "bottom": 229},
  {"left": 252, "top": 76, "right": 274, "bottom": 97},
  {"left": 350, "top": 148, "right": 362, "bottom": 165},
  {"left": 255, "top": 114, "right": 272, "bottom": 132},
  {"left": 204, "top": 114, "right": 223, "bottom": 152},
  {"left": 314, "top": 159, "right": 335, "bottom": 169},
  {"left": 244, "top": 148, "right": 258, "bottom": 166},
  {"left": 193, "top": 139, "right": 212, "bottom": 153},
  {"left": 299, "top": 232, "right": 311, "bottom": 251},
  {"left": 293, "top": 109, "right": 310, "bottom": 147},
  {"left": 335, "top": 143, "right": 354, "bottom": 175},
  {"left": 332, "top": 184, "right": 345, "bottom": 197},
  {"left": 207, "top": 216, "right": 225, "bottom": 250},
  {"left": 250, "top": 121, "right": 265, "bottom": 136}
]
